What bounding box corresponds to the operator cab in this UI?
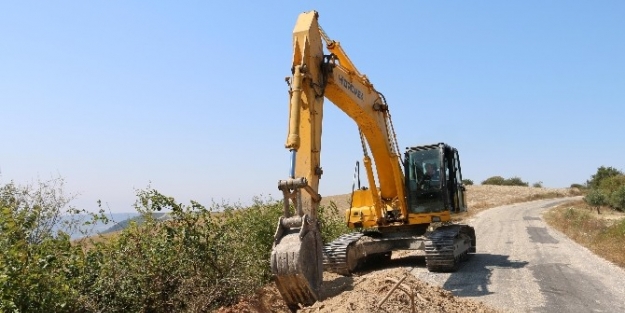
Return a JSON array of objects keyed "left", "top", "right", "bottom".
[{"left": 404, "top": 143, "right": 466, "bottom": 214}]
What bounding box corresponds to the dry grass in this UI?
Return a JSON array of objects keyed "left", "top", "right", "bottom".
[
  {"left": 321, "top": 185, "right": 583, "bottom": 222},
  {"left": 455, "top": 185, "right": 583, "bottom": 220},
  {"left": 544, "top": 200, "right": 625, "bottom": 268}
]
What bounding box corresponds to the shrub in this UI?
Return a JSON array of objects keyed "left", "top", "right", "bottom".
[
  {"left": 584, "top": 189, "right": 607, "bottom": 213},
  {"left": 318, "top": 201, "right": 351, "bottom": 244},
  {"left": 505, "top": 177, "right": 529, "bottom": 186},
  {"left": 532, "top": 181, "right": 543, "bottom": 188},
  {"left": 597, "top": 175, "right": 625, "bottom": 195},
  {"left": 609, "top": 186, "right": 625, "bottom": 212},
  {"left": 587, "top": 166, "right": 623, "bottom": 189},
  {"left": 583, "top": 167, "right": 625, "bottom": 212},
  {"left": 585, "top": 189, "right": 607, "bottom": 207},
  {"left": 481, "top": 176, "right": 505, "bottom": 185},
  {"left": 78, "top": 190, "right": 290, "bottom": 312},
  {"left": 0, "top": 179, "right": 350, "bottom": 312},
  {"left": 78, "top": 189, "right": 350, "bottom": 312},
  {"left": 482, "top": 176, "right": 528, "bottom": 186},
  {"left": 0, "top": 178, "right": 102, "bottom": 312},
  {"left": 462, "top": 179, "right": 474, "bottom": 186},
  {"left": 0, "top": 208, "right": 83, "bottom": 312}
]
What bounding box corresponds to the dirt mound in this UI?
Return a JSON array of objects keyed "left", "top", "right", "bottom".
[
  {"left": 304, "top": 268, "right": 499, "bottom": 313},
  {"left": 214, "top": 284, "right": 289, "bottom": 313},
  {"left": 216, "top": 267, "right": 499, "bottom": 313}
]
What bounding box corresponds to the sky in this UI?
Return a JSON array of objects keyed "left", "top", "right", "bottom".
[{"left": 1, "top": 1, "right": 624, "bottom": 213}]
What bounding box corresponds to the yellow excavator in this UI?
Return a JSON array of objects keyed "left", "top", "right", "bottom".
[{"left": 270, "top": 11, "right": 476, "bottom": 311}]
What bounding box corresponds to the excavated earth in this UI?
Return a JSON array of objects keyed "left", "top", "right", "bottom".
[{"left": 216, "top": 185, "right": 580, "bottom": 313}]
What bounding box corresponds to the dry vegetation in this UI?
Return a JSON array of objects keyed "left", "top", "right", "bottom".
[
  {"left": 544, "top": 200, "right": 625, "bottom": 268},
  {"left": 218, "top": 185, "right": 581, "bottom": 313},
  {"left": 456, "top": 185, "right": 582, "bottom": 220},
  {"left": 322, "top": 185, "right": 582, "bottom": 221}
]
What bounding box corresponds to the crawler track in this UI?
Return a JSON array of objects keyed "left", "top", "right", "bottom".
[
  {"left": 322, "top": 232, "right": 364, "bottom": 275},
  {"left": 424, "top": 225, "right": 475, "bottom": 272}
]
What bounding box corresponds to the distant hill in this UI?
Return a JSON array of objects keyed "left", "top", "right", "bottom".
[{"left": 101, "top": 212, "right": 169, "bottom": 234}]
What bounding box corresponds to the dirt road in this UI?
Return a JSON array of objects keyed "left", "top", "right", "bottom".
[{"left": 411, "top": 197, "right": 625, "bottom": 313}]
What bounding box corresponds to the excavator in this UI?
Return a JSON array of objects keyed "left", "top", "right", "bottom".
[{"left": 270, "top": 10, "right": 476, "bottom": 311}]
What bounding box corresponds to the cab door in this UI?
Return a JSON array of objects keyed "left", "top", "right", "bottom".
[{"left": 453, "top": 150, "right": 467, "bottom": 212}]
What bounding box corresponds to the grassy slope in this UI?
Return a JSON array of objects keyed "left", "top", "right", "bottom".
[{"left": 544, "top": 200, "right": 625, "bottom": 268}]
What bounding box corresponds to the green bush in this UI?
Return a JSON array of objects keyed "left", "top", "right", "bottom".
[
  {"left": 79, "top": 189, "right": 351, "bottom": 312},
  {"left": 0, "top": 179, "right": 103, "bottom": 313},
  {"left": 481, "top": 176, "right": 528, "bottom": 186},
  {"left": 0, "top": 208, "right": 83, "bottom": 313},
  {"left": 583, "top": 167, "right": 625, "bottom": 212},
  {"left": 481, "top": 176, "right": 505, "bottom": 185},
  {"left": 0, "top": 179, "right": 350, "bottom": 312},
  {"left": 585, "top": 189, "right": 607, "bottom": 207},
  {"left": 587, "top": 166, "right": 623, "bottom": 189},
  {"left": 80, "top": 190, "right": 294, "bottom": 312},
  {"left": 318, "top": 201, "right": 351, "bottom": 244},
  {"left": 598, "top": 175, "right": 625, "bottom": 195},
  {"left": 505, "top": 177, "right": 529, "bottom": 186},
  {"left": 462, "top": 179, "right": 474, "bottom": 186},
  {"left": 609, "top": 186, "right": 625, "bottom": 212}
]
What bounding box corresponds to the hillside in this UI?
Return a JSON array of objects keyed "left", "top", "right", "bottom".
[
  {"left": 321, "top": 185, "right": 579, "bottom": 213},
  {"left": 217, "top": 185, "right": 581, "bottom": 313}
]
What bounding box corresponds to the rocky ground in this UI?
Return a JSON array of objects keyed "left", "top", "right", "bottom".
[{"left": 216, "top": 185, "right": 581, "bottom": 313}]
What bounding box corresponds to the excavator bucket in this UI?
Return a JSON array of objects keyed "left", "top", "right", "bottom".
[{"left": 271, "top": 216, "right": 323, "bottom": 311}]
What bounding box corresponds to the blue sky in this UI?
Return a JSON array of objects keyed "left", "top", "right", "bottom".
[{"left": 1, "top": 1, "right": 624, "bottom": 213}]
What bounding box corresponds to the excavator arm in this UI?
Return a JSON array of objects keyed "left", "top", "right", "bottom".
[
  {"left": 271, "top": 11, "right": 407, "bottom": 310},
  {"left": 324, "top": 55, "right": 407, "bottom": 219},
  {"left": 284, "top": 11, "right": 407, "bottom": 224}
]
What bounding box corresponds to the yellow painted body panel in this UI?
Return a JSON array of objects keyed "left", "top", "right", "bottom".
[
  {"left": 324, "top": 65, "right": 407, "bottom": 214},
  {"left": 346, "top": 205, "right": 452, "bottom": 229}
]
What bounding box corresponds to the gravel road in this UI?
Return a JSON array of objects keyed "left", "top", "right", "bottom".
[{"left": 410, "top": 197, "right": 625, "bottom": 313}]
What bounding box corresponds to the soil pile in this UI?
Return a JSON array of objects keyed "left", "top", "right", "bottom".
[{"left": 216, "top": 267, "right": 499, "bottom": 313}]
